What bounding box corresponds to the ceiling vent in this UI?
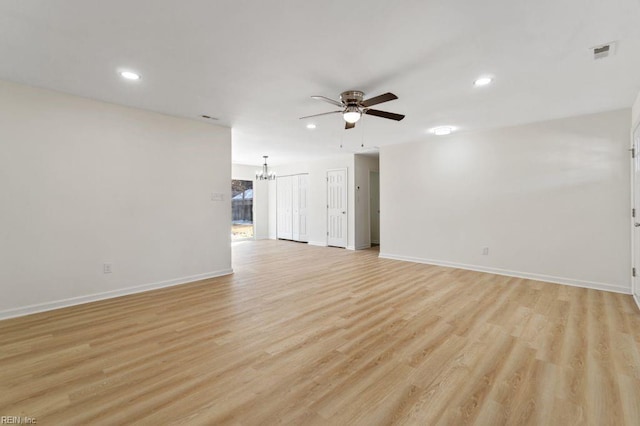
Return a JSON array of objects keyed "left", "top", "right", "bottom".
[{"left": 592, "top": 42, "right": 616, "bottom": 60}]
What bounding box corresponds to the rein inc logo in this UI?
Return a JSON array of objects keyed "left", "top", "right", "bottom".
[{"left": 1, "top": 417, "right": 37, "bottom": 424}]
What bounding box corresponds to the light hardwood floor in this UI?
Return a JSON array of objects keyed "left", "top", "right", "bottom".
[{"left": 1, "top": 240, "right": 639, "bottom": 425}]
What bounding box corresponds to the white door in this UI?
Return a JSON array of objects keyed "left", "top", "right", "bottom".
[
  {"left": 634, "top": 123, "right": 640, "bottom": 301},
  {"left": 277, "top": 176, "right": 293, "bottom": 240},
  {"left": 370, "top": 171, "right": 380, "bottom": 245},
  {"left": 292, "top": 176, "right": 300, "bottom": 241},
  {"left": 327, "top": 169, "right": 347, "bottom": 248},
  {"left": 295, "top": 174, "right": 309, "bottom": 242}
]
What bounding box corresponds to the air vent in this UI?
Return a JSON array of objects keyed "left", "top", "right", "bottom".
[{"left": 592, "top": 42, "right": 616, "bottom": 60}]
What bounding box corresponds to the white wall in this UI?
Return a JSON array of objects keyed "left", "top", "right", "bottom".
[
  {"left": 633, "top": 90, "right": 640, "bottom": 131},
  {"left": 268, "top": 180, "right": 277, "bottom": 239},
  {"left": 0, "top": 80, "right": 232, "bottom": 319},
  {"left": 380, "top": 109, "right": 631, "bottom": 293},
  {"left": 354, "top": 154, "right": 380, "bottom": 249},
  {"left": 231, "top": 163, "right": 256, "bottom": 181},
  {"left": 273, "top": 154, "right": 356, "bottom": 248},
  {"left": 252, "top": 180, "right": 270, "bottom": 240},
  {"left": 232, "top": 164, "right": 269, "bottom": 239}
]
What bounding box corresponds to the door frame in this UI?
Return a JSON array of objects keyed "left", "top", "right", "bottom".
[
  {"left": 632, "top": 121, "right": 640, "bottom": 309},
  {"left": 326, "top": 168, "right": 348, "bottom": 248},
  {"left": 369, "top": 170, "right": 380, "bottom": 246}
]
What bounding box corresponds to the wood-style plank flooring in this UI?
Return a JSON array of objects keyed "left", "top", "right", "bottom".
[{"left": 1, "top": 240, "right": 639, "bottom": 425}]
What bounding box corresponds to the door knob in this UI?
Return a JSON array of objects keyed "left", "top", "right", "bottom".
[{"left": 342, "top": 211, "right": 346, "bottom": 214}]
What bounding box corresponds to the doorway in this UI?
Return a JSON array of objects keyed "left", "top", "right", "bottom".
[{"left": 232, "top": 179, "right": 253, "bottom": 241}]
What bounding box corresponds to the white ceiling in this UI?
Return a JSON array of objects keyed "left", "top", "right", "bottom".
[{"left": 1, "top": 0, "right": 639, "bottom": 166}]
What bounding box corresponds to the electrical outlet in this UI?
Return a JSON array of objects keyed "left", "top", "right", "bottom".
[
  {"left": 482, "top": 247, "right": 489, "bottom": 256},
  {"left": 103, "top": 263, "right": 113, "bottom": 274}
]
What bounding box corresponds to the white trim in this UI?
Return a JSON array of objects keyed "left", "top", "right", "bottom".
[
  {"left": 274, "top": 172, "right": 309, "bottom": 178},
  {"left": 379, "top": 253, "right": 631, "bottom": 295},
  {"left": 632, "top": 121, "right": 640, "bottom": 302},
  {"left": 0, "top": 269, "right": 233, "bottom": 321},
  {"left": 347, "top": 245, "right": 356, "bottom": 251},
  {"left": 356, "top": 243, "right": 372, "bottom": 250},
  {"left": 308, "top": 240, "right": 327, "bottom": 247},
  {"left": 634, "top": 293, "right": 640, "bottom": 312},
  {"left": 369, "top": 170, "right": 380, "bottom": 251}
]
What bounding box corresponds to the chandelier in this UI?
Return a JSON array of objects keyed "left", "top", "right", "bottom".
[{"left": 256, "top": 155, "right": 276, "bottom": 181}]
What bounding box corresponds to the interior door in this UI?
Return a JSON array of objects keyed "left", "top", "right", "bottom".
[
  {"left": 370, "top": 171, "right": 380, "bottom": 245},
  {"left": 297, "top": 174, "right": 309, "bottom": 242},
  {"left": 634, "top": 123, "right": 640, "bottom": 301},
  {"left": 292, "top": 176, "right": 300, "bottom": 241},
  {"left": 276, "top": 176, "right": 293, "bottom": 240},
  {"left": 327, "top": 169, "right": 347, "bottom": 248}
]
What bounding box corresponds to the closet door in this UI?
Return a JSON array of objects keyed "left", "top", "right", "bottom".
[
  {"left": 297, "top": 174, "right": 309, "bottom": 242},
  {"left": 276, "top": 176, "right": 293, "bottom": 240},
  {"left": 292, "top": 176, "right": 300, "bottom": 241}
]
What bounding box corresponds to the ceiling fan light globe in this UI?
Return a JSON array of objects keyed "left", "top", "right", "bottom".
[{"left": 343, "top": 111, "right": 361, "bottom": 124}]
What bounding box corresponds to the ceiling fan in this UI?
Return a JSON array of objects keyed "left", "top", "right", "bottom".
[{"left": 300, "top": 90, "right": 405, "bottom": 129}]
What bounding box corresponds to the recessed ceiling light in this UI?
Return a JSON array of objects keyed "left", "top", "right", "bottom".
[
  {"left": 473, "top": 77, "right": 492, "bottom": 87},
  {"left": 120, "top": 71, "right": 141, "bottom": 80},
  {"left": 431, "top": 126, "right": 453, "bottom": 136},
  {"left": 306, "top": 123, "right": 316, "bottom": 129}
]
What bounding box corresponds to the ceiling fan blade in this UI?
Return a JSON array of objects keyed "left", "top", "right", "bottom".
[
  {"left": 364, "top": 109, "right": 405, "bottom": 121},
  {"left": 345, "top": 121, "right": 356, "bottom": 130},
  {"left": 299, "top": 110, "right": 342, "bottom": 120},
  {"left": 311, "top": 95, "right": 344, "bottom": 108},
  {"left": 361, "top": 92, "right": 398, "bottom": 107}
]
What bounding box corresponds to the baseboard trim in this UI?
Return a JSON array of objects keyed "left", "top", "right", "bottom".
[
  {"left": 355, "top": 244, "right": 371, "bottom": 250},
  {"left": 378, "top": 253, "right": 631, "bottom": 295},
  {"left": 0, "top": 269, "right": 234, "bottom": 321},
  {"left": 634, "top": 293, "right": 640, "bottom": 312},
  {"left": 347, "top": 245, "right": 355, "bottom": 251},
  {"left": 308, "top": 241, "right": 327, "bottom": 247}
]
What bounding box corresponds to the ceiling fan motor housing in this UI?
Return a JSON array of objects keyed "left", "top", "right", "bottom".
[{"left": 340, "top": 90, "right": 364, "bottom": 106}]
